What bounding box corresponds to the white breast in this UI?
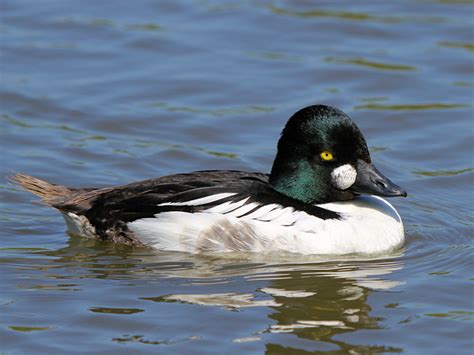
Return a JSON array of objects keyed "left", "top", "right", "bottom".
[{"left": 126, "top": 195, "right": 404, "bottom": 255}]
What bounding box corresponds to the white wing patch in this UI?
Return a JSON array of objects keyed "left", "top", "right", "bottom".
[
  {"left": 157, "top": 192, "right": 237, "bottom": 207},
  {"left": 215, "top": 203, "right": 301, "bottom": 226},
  {"left": 197, "top": 199, "right": 304, "bottom": 226},
  {"left": 224, "top": 202, "right": 261, "bottom": 217},
  {"left": 205, "top": 198, "right": 250, "bottom": 213},
  {"left": 242, "top": 204, "right": 279, "bottom": 219},
  {"left": 156, "top": 192, "right": 305, "bottom": 227},
  {"left": 256, "top": 206, "right": 291, "bottom": 221}
]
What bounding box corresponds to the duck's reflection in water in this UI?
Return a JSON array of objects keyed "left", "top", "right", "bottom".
[{"left": 35, "top": 236, "right": 405, "bottom": 352}]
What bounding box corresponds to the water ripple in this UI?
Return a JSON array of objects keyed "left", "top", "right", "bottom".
[
  {"left": 325, "top": 57, "right": 416, "bottom": 71},
  {"left": 354, "top": 103, "right": 469, "bottom": 110}
]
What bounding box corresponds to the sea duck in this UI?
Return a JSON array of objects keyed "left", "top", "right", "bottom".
[{"left": 12, "top": 105, "right": 407, "bottom": 255}]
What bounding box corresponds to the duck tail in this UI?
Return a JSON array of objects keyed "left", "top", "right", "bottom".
[{"left": 9, "top": 173, "right": 73, "bottom": 208}]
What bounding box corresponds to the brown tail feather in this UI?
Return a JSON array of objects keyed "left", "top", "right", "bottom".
[{"left": 9, "top": 173, "right": 73, "bottom": 207}]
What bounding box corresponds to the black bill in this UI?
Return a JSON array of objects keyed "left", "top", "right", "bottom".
[{"left": 350, "top": 159, "right": 407, "bottom": 197}]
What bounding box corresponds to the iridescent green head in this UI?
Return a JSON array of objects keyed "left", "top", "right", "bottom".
[{"left": 269, "top": 105, "right": 406, "bottom": 204}]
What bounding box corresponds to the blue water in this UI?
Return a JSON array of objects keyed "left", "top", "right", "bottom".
[{"left": 1, "top": 0, "right": 473, "bottom": 353}]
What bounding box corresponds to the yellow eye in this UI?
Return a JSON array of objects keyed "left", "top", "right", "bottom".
[{"left": 320, "top": 151, "right": 334, "bottom": 161}]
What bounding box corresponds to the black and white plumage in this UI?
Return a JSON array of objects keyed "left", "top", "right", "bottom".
[{"left": 12, "top": 105, "right": 407, "bottom": 255}]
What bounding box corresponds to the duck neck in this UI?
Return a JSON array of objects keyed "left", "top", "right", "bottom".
[{"left": 269, "top": 158, "right": 324, "bottom": 204}]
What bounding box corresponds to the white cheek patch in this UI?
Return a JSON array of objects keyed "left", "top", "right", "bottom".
[{"left": 331, "top": 164, "right": 357, "bottom": 190}]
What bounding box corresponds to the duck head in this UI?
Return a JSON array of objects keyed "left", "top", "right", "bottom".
[{"left": 269, "top": 105, "right": 407, "bottom": 204}]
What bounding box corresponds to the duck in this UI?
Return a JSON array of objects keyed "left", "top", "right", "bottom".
[{"left": 12, "top": 104, "right": 407, "bottom": 255}]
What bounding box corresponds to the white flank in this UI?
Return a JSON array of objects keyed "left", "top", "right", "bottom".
[
  {"left": 127, "top": 195, "right": 404, "bottom": 255},
  {"left": 331, "top": 164, "right": 357, "bottom": 190}
]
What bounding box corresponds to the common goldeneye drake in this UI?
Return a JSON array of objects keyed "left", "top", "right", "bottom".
[{"left": 12, "top": 105, "right": 407, "bottom": 255}]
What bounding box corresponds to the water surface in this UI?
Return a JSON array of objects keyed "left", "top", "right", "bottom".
[{"left": 1, "top": 0, "right": 473, "bottom": 353}]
